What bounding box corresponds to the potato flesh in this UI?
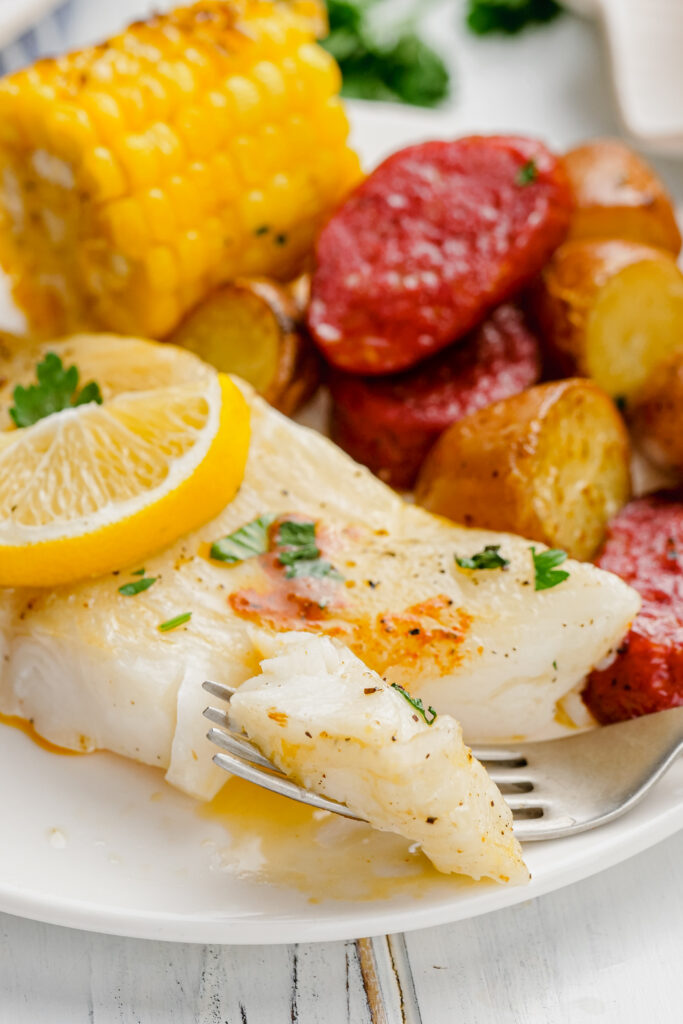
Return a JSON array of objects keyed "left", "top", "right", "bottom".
[
  {"left": 531, "top": 386, "right": 631, "bottom": 559},
  {"left": 168, "top": 287, "right": 281, "bottom": 394},
  {"left": 587, "top": 260, "right": 683, "bottom": 400},
  {"left": 416, "top": 380, "right": 631, "bottom": 561},
  {"left": 631, "top": 352, "right": 683, "bottom": 471}
]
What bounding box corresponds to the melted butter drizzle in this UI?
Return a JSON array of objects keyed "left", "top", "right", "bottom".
[
  {"left": 0, "top": 712, "right": 88, "bottom": 755},
  {"left": 198, "top": 777, "right": 468, "bottom": 903}
]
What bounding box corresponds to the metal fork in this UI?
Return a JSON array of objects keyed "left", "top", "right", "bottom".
[{"left": 202, "top": 681, "right": 683, "bottom": 841}]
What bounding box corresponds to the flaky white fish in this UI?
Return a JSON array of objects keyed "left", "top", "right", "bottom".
[{"left": 0, "top": 388, "right": 639, "bottom": 800}]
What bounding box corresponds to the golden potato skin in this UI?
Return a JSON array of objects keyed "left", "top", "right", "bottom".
[
  {"left": 415, "top": 379, "right": 631, "bottom": 561},
  {"left": 532, "top": 239, "right": 683, "bottom": 400},
  {"left": 564, "top": 139, "right": 681, "bottom": 254},
  {"left": 167, "top": 278, "right": 320, "bottom": 416},
  {"left": 630, "top": 350, "right": 683, "bottom": 471}
]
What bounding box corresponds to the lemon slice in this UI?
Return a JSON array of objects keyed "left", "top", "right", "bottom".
[{"left": 0, "top": 337, "right": 250, "bottom": 587}]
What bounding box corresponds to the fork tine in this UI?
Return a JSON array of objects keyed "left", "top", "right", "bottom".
[
  {"left": 202, "top": 679, "right": 237, "bottom": 702},
  {"left": 205, "top": 724, "right": 284, "bottom": 773},
  {"left": 483, "top": 769, "right": 534, "bottom": 787},
  {"left": 504, "top": 794, "right": 546, "bottom": 811},
  {"left": 470, "top": 746, "right": 528, "bottom": 763},
  {"left": 210, "top": 748, "right": 367, "bottom": 821}
]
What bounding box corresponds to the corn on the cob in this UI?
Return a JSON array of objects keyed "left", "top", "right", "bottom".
[{"left": 0, "top": 1, "right": 361, "bottom": 338}]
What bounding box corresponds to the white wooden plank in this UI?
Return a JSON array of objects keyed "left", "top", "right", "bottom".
[
  {"left": 403, "top": 829, "right": 683, "bottom": 1024},
  {"left": 0, "top": 916, "right": 373, "bottom": 1024}
]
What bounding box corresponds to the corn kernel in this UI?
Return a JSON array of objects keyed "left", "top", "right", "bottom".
[
  {"left": 143, "top": 245, "right": 179, "bottom": 292},
  {"left": 104, "top": 197, "right": 149, "bottom": 260},
  {"left": 82, "top": 146, "right": 127, "bottom": 202},
  {"left": 224, "top": 75, "right": 263, "bottom": 128},
  {"left": 141, "top": 187, "right": 177, "bottom": 243}
]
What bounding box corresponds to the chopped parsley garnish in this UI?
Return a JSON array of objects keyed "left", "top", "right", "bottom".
[
  {"left": 552, "top": 659, "right": 558, "bottom": 671},
  {"left": 530, "top": 546, "right": 569, "bottom": 591},
  {"left": 210, "top": 514, "right": 274, "bottom": 563},
  {"left": 276, "top": 519, "right": 344, "bottom": 581},
  {"left": 467, "top": 0, "right": 563, "bottom": 36},
  {"left": 158, "top": 612, "right": 192, "bottom": 632},
  {"left": 614, "top": 395, "right": 627, "bottom": 414},
  {"left": 10, "top": 352, "right": 103, "bottom": 428},
  {"left": 118, "top": 576, "right": 157, "bottom": 596},
  {"left": 455, "top": 544, "right": 510, "bottom": 571},
  {"left": 322, "top": 0, "right": 449, "bottom": 108},
  {"left": 391, "top": 682, "right": 437, "bottom": 725},
  {"left": 131, "top": 568, "right": 146, "bottom": 576},
  {"left": 516, "top": 159, "right": 539, "bottom": 186}
]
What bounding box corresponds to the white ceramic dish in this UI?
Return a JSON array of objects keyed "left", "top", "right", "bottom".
[{"left": 0, "top": 103, "right": 682, "bottom": 946}]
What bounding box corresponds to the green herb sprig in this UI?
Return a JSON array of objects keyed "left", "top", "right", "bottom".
[
  {"left": 118, "top": 576, "right": 157, "bottom": 596},
  {"left": 455, "top": 545, "right": 510, "bottom": 571},
  {"left": 516, "top": 159, "right": 539, "bottom": 186},
  {"left": 530, "top": 546, "right": 569, "bottom": 591},
  {"left": 276, "top": 520, "right": 344, "bottom": 581},
  {"left": 210, "top": 514, "right": 274, "bottom": 563},
  {"left": 322, "top": 0, "right": 449, "bottom": 108},
  {"left": 391, "top": 682, "right": 437, "bottom": 725},
  {"left": 10, "top": 352, "right": 103, "bottom": 428},
  {"left": 467, "top": 0, "right": 563, "bottom": 36},
  {"left": 158, "top": 612, "right": 192, "bottom": 632}
]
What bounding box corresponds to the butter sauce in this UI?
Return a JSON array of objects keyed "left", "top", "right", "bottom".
[
  {"left": 198, "top": 777, "right": 474, "bottom": 903},
  {"left": 0, "top": 712, "right": 87, "bottom": 755}
]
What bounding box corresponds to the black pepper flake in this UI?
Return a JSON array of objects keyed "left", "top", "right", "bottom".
[
  {"left": 363, "top": 687, "right": 378, "bottom": 694},
  {"left": 367, "top": 580, "right": 379, "bottom": 588},
  {"left": 305, "top": 730, "right": 312, "bottom": 738},
  {"left": 426, "top": 816, "right": 437, "bottom": 824},
  {"left": 408, "top": 628, "right": 421, "bottom": 636},
  {"left": 254, "top": 225, "right": 269, "bottom": 236}
]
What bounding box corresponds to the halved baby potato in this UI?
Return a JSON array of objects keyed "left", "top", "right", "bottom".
[
  {"left": 564, "top": 139, "right": 681, "bottom": 253},
  {"left": 415, "top": 379, "right": 631, "bottom": 562},
  {"left": 630, "top": 350, "right": 683, "bottom": 472},
  {"left": 167, "top": 278, "right": 320, "bottom": 415},
  {"left": 532, "top": 239, "right": 683, "bottom": 402}
]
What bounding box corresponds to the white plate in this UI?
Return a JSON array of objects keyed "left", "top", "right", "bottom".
[{"left": 1, "top": 103, "right": 682, "bottom": 946}]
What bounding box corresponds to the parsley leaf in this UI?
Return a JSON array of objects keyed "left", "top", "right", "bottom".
[
  {"left": 210, "top": 514, "right": 274, "bottom": 563},
  {"left": 158, "top": 612, "right": 191, "bottom": 632},
  {"left": 118, "top": 576, "right": 157, "bottom": 596},
  {"left": 530, "top": 546, "right": 569, "bottom": 591},
  {"left": 10, "top": 352, "right": 103, "bottom": 428},
  {"left": 391, "top": 682, "right": 438, "bottom": 725},
  {"left": 276, "top": 520, "right": 344, "bottom": 581},
  {"left": 455, "top": 544, "right": 510, "bottom": 571},
  {"left": 283, "top": 558, "right": 344, "bottom": 582},
  {"left": 516, "top": 159, "right": 538, "bottom": 186},
  {"left": 322, "top": 0, "right": 449, "bottom": 108},
  {"left": 467, "top": 0, "right": 563, "bottom": 35}
]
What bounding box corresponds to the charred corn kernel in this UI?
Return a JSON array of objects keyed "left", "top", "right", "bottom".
[{"left": 0, "top": 0, "right": 357, "bottom": 339}]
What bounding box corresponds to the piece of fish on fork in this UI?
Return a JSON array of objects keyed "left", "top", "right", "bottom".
[{"left": 203, "top": 680, "right": 683, "bottom": 842}]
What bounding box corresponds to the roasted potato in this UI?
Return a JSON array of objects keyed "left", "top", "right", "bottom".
[
  {"left": 415, "top": 379, "right": 631, "bottom": 561},
  {"left": 167, "top": 278, "right": 320, "bottom": 415},
  {"left": 564, "top": 139, "right": 681, "bottom": 254},
  {"left": 630, "top": 349, "right": 683, "bottom": 472},
  {"left": 532, "top": 239, "right": 683, "bottom": 402}
]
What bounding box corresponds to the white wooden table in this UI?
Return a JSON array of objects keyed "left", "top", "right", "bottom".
[{"left": 1, "top": 2, "right": 682, "bottom": 1021}]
